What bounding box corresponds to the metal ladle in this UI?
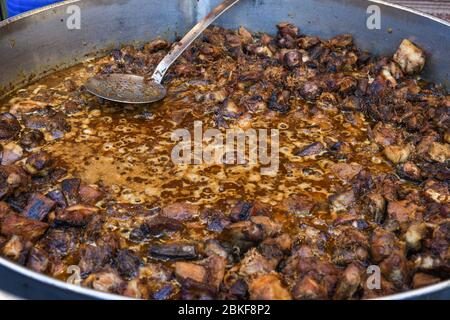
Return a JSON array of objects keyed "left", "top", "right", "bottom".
[{"left": 85, "top": 0, "right": 240, "bottom": 104}]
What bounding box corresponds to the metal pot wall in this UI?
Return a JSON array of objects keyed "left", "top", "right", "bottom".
[{"left": 0, "top": 0, "right": 449, "bottom": 299}]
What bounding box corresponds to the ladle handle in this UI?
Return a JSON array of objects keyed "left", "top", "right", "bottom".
[{"left": 151, "top": 0, "right": 240, "bottom": 83}]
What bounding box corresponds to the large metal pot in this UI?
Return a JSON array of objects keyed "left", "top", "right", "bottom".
[{"left": 0, "top": 0, "right": 449, "bottom": 299}]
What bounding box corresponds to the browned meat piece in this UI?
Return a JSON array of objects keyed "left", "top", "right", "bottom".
[
  {"left": 330, "top": 162, "right": 362, "bottom": 182},
  {"left": 229, "top": 201, "right": 254, "bottom": 222},
  {"left": 1, "top": 235, "right": 27, "bottom": 262},
  {"left": 284, "top": 50, "right": 302, "bottom": 68},
  {"left": 370, "top": 227, "right": 398, "bottom": 263},
  {"left": 379, "top": 249, "right": 410, "bottom": 288},
  {"left": 201, "top": 209, "right": 230, "bottom": 233},
  {"left": 25, "top": 151, "right": 53, "bottom": 174},
  {"left": 61, "top": 178, "right": 80, "bottom": 205},
  {"left": 268, "top": 91, "right": 290, "bottom": 113},
  {"left": 54, "top": 204, "right": 99, "bottom": 227},
  {"left": 397, "top": 162, "right": 422, "bottom": 181},
  {"left": 332, "top": 227, "right": 369, "bottom": 265},
  {"left": 0, "top": 165, "right": 30, "bottom": 200},
  {"left": 1, "top": 214, "right": 48, "bottom": 242},
  {"left": 0, "top": 201, "right": 12, "bottom": 220},
  {"left": 180, "top": 278, "right": 216, "bottom": 300},
  {"left": 78, "top": 184, "right": 104, "bottom": 205},
  {"left": 175, "top": 261, "right": 207, "bottom": 283},
  {"left": 23, "top": 110, "right": 70, "bottom": 137},
  {"left": 79, "top": 243, "right": 113, "bottom": 275},
  {"left": 422, "top": 179, "right": 449, "bottom": 204},
  {"left": 259, "top": 234, "right": 292, "bottom": 267},
  {"left": 239, "top": 248, "right": 276, "bottom": 277},
  {"left": 393, "top": 39, "right": 425, "bottom": 75},
  {"left": 370, "top": 122, "right": 400, "bottom": 147},
  {"left": 0, "top": 113, "right": 21, "bottom": 140},
  {"left": 292, "top": 275, "right": 328, "bottom": 300},
  {"left": 129, "top": 215, "right": 183, "bottom": 242},
  {"left": 22, "top": 193, "right": 55, "bottom": 221},
  {"left": 404, "top": 223, "right": 427, "bottom": 251},
  {"left": 148, "top": 243, "right": 197, "bottom": 261},
  {"left": 295, "top": 142, "right": 325, "bottom": 157},
  {"left": 328, "top": 189, "right": 355, "bottom": 212},
  {"left": 27, "top": 247, "right": 49, "bottom": 273},
  {"left": 384, "top": 200, "right": 421, "bottom": 232},
  {"left": 143, "top": 39, "right": 169, "bottom": 53},
  {"left": 299, "top": 82, "right": 322, "bottom": 100},
  {"left": 19, "top": 130, "right": 45, "bottom": 149},
  {"left": 412, "top": 273, "right": 441, "bottom": 289},
  {"left": 41, "top": 228, "right": 78, "bottom": 258},
  {"left": 46, "top": 189, "right": 67, "bottom": 208},
  {"left": 363, "top": 192, "right": 386, "bottom": 224},
  {"left": 383, "top": 144, "right": 412, "bottom": 164},
  {"left": 249, "top": 273, "right": 292, "bottom": 300},
  {"left": 83, "top": 268, "right": 124, "bottom": 293},
  {"left": 279, "top": 194, "right": 315, "bottom": 216},
  {"left": 277, "top": 22, "right": 299, "bottom": 38},
  {"left": 428, "top": 220, "right": 450, "bottom": 260},
  {"left": 1, "top": 142, "right": 23, "bottom": 165},
  {"left": 426, "top": 142, "right": 450, "bottom": 163},
  {"left": 333, "top": 263, "right": 364, "bottom": 300},
  {"left": 114, "top": 249, "right": 143, "bottom": 279},
  {"left": 161, "top": 202, "right": 199, "bottom": 222}
]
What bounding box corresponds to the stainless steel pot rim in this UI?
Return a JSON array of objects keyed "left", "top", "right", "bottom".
[{"left": 0, "top": 0, "right": 449, "bottom": 300}]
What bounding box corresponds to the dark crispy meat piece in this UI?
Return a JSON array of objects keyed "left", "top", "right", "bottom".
[
  {"left": 397, "top": 162, "right": 422, "bottom": 181},
  {"left": 0, "top": 165, "right": 30, "bottom": 199},
  {"left": 1, "top": 214, "right": 48, "bottom": 242},
  {"left": 61, "top": 178, "right": 81, "bottom": 206},
  {"left": 46, "top": 189, "right": 67, "bottom": 208},
  {"left": 22, "top": 193, "right": 55, "bottom": 221},
  {"left": 148, "top": 243, "right": 197, "bottom": 261},
  {"left": 129, "top": 215, "right": 183, "bottom": 242},
  {"left": 114, "top": 249, "right": 143, "bottom": 279},
  {"left": 79, "top": 244, "right": 113, "bottom": 275},
  {"left": 295, "top": 142, "right": 325, "bottom": 157},
  {"left": 54, "top": 204, "right": 99, "bottom": 227},
  {"left": 19, "top": 130, "right": 45, "bottom": 150},
  {"left": 0, "top": 113, "right": 21, "bottom": 140},
  {"left": 25, "top": 151, "right": 52, "bottom": 174},
  {"left": 229, "top": 201, "right": 253, "bottom": 222},
  {"left": 27, "top": 247, "right": 49, "bottom": 273},
  {"left": 268, "top": 91, "right": 290, "bottom": 113},
  {"left": 41, "top": 228, "right": 78, "bottom": 258}
]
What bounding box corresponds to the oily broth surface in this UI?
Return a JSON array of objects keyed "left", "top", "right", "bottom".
[{"left": 1, "top": 59, "right": 393, "bottom": 221}]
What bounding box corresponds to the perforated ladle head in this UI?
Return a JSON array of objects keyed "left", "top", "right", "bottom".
[{"left": 85, "top": 0, "right": 240, "bottom": 104}]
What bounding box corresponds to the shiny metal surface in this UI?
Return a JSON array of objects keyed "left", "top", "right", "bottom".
[
  {"left": 0, "top": 0, "right": 449, "bottom": 300},
  {"left": 85, "top": 74, "right": 167, "bottom": 104},
  {"left": 85, "top": 0, "right": 239, "bottom": 104}
]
